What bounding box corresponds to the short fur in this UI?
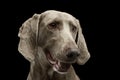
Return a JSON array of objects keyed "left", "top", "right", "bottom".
[{"left": 18, "top": 10, "right": 90, "bottom": 80}]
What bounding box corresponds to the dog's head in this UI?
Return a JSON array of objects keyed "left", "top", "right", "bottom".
[{"left": 18, "top": 10, "right": 90, "bottom": 74}]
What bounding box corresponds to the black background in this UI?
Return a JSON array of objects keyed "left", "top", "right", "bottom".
[{"left": 1, "top": 0, "right": 118, "bottom": 80}]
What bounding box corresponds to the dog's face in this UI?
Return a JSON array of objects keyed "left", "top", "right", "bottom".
[
  {"left": 37, "top": 11, "right": 89, "bottom": 73},
  {"left": 18, "top": 10, "right": 90, "bottom": 74}
]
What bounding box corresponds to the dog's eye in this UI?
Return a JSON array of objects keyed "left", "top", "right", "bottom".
[
  {"left": 72, "top": 26, "right": 77, "bottom": 32},
  {"left": 48, "top": 22, "right": 58, "bottom": 29}
]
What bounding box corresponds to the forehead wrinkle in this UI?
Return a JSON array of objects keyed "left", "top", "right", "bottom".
[
  {"left": 44, "top": 13, "right": 62, "bottom": 24},
  {"left": 69, "top": 20, "right": 78, "bottom": 27}
]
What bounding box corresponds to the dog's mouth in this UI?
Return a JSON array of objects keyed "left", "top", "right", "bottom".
[{"left": 45, "top": 49, "right": 71, "bottom": 74}]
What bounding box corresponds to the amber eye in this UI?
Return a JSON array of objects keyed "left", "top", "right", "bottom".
[
  {"left": 48, "top": 22, "right": 58, "bottom": 29},
  {"left": 72, "top": 26, "right": 77, "bottom": 32}
]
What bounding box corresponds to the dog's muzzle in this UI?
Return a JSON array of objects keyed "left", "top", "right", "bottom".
[{"left": 44, "top": 48, "right": 80, "bottom": 74}]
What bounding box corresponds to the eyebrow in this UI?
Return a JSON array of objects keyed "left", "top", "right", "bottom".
[
  {"left": 47, "top": 18, "right": 62, "bottom": 24},
  {"left": 69, "top": 20, "right": 77, "bottom": 27}
]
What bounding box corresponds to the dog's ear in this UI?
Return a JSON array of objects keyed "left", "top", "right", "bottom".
[
  {"left": 18, "top": 14, "right": 41, "bottom": 62},
  {"left": 76, "top": 20, "right": 90, "bottom": 65}
]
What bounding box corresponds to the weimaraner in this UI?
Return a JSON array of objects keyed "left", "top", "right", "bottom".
[{"left": 18, "top": 10, "right": 90, "bottom": 80}]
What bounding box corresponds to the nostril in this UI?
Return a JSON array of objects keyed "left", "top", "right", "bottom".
[
  {"left": 66, "top": 51, "right": 80, "bottom": 59},
  {"left": 67, "top": 52, "right": 74, "bottom": 58}
]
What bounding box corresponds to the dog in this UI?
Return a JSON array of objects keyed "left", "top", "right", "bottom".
[{"left": 18, "top": 10, "right": 90, "bottom": 80}]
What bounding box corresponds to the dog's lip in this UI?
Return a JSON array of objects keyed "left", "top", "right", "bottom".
[
  {"left": 45, "top": 49, "right": 71, "bottom": 73},
  {"left": 53, "top": 61, "right": 71, "bottom": 73},
  {"left": 46, "top": 52, "right": 56, "bottom": 64}
]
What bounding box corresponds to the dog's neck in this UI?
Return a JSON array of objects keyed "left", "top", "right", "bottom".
[{"left": 27, "top": 60, "right": 51, "bottom": 80}]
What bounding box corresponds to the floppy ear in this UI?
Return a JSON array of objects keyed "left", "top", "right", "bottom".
[
  {"left": 76, "top": 20, "right": 90, "bottom": 65},
  {"left": 18, "top": 14, "right": 41, "bottom": 62}
]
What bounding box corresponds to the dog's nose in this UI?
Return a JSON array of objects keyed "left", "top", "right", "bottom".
[{"left": 66, "top": 49, "right": 80, "bottom": 59}]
